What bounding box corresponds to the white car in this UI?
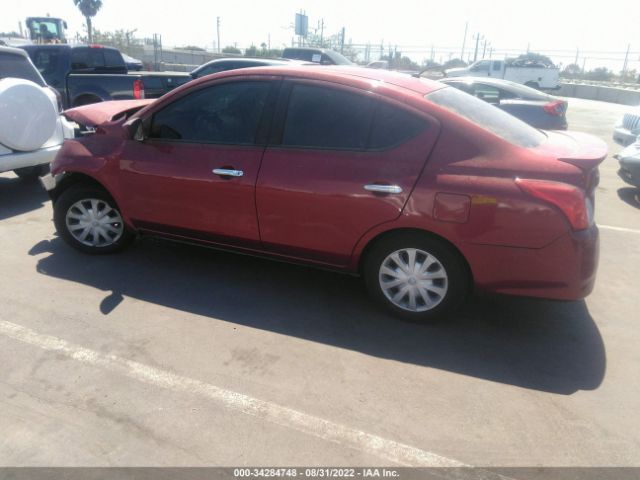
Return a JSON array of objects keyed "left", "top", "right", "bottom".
[
  {"left": 613, "top": 105, "right": 640, "bottom": 147},
  {"left": 0, "top": 46, "right": 73, "bottom": 180}
]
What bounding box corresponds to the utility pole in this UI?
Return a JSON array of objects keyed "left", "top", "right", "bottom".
[
  {"left": 622, "top": 43, "right": 631, "bottom": 79},
  {"left": 320, "top": 18, "right": 324, "bottom": 48},
  {"left": 473, "top": 33, "right": 482, "bottom": 62},
  {"left": 461, "top": 21, "right": 468, "bottom": 60},
  {"left": 340, "top": 27, "right": 345, "bottom": 53},
  {"left": 268, "top": 33, "right": 271, "bottom": 50},
  {"left": 482, "top": 39, "right": 488, "bottom": 58},
  {"left": 574, "top": 47, "right": 579, "bottom": 66},
  {"left": 216, "top": 17, "right": 221, "bottom": 53}
]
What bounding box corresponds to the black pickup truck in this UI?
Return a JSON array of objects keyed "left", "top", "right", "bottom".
[{"left": 21, "top": 44, "right": 190, "bottom": 108}]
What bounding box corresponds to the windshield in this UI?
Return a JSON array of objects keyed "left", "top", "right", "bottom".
[
  {"left": 26, "top": 18, "right": 63, "bottom": 43},
  {"left": 426, "top": 86, "right": 546, "bottom": 148},
  {"left": 0, "top": 52, "right": 46, "bottom": 86}
]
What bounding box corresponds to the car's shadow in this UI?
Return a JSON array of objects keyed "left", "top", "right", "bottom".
[
  {"left": 0, "top": 176, "right": 49, "bottom": 220},
  {"left": 617, "top": 187, "right": 640, "bottom": 209},
  {"left": 30, "top": 236, "right": 606, "bottom": 395}
]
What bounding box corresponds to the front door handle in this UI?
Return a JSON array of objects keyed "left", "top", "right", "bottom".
[
  {"left": 364, "top": 184, "right": 403, "bottom": 194},
  {"left": 213, "top": 168, "right": 244, "bottom": 177}
]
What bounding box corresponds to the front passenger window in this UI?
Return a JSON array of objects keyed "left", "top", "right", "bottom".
[{"left": 149, "top": 81, "right": 271, "bottom": 144}]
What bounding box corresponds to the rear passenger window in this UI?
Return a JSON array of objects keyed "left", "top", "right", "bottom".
[
  {"left": 369, "top": 103, "right": 427, "bottom": 149},
  {"left": 70, "top": 48, "right": 103, "bottom": 70},
  {"left": 282, "top": 84, "right": 374, "bottom": 150},
  {"left": 103, "top": 49, "right": 123, "bottom": 67}
]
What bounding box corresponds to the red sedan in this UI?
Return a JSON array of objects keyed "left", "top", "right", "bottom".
[{"left": 42, "top": 66, "right": 606, "bottom": 322}]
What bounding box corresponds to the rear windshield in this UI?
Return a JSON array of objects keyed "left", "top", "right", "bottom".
[
  {"left": 498, "top": 80, "right": 551, "bottom": 100},
  {"left": 426, "top": 86, "right": 546, "bottom": 148},
  {"left": 0, "top": 52, "right": 46, "bottom": 86}
]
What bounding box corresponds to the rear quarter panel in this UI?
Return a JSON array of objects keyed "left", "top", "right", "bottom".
[{"left": 350, "top": 102, "right": 572, "bottom": 269}]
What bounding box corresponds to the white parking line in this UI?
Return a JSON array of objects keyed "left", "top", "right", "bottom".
[
  {"left": 599, "top": 224, "right": 640, "bottom": 234},
  {"left": 0, "top": 320, "right": 465, "bottom": 468}
]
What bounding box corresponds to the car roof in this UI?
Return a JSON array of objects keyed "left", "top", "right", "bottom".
[
  {"left": 198, "top": 65, "right": 443, "bottom": 96},
  {"left": 20, "top": 44, "right": 118, "bottom": 51},
  {"left": 202, "top": 57, "right": 292, "bottom": 65},
  {"left": 0, "top": 45, "right": 29, "bottom": 58},
  {"left": 283, "top": 47, "right": 328, "bottom": 52}
]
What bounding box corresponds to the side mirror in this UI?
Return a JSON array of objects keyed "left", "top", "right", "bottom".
[{"left": 126, "top": 118, "right": 145, "bottom": 142}]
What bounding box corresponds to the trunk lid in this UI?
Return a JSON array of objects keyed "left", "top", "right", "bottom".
[
  {"left": 63, "top": 99, "right": 154, "bottom": 127},
  {"left": 536, "top": 130, "right": 607, "bottom": 172},
  {"left": 535, "top": 130, "right": 607, "bottom": 195}
]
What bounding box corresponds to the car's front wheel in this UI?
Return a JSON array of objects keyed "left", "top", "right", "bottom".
[
  {"left": 53, "top": 185, "right": 133, "bottom": 254},
  {"left": 363, "top": 233, "right": 470, "bottom": 323}
]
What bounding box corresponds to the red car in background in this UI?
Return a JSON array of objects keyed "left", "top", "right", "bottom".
[{"left": 41, "top": 66, "right": 607, "bottom": 322}]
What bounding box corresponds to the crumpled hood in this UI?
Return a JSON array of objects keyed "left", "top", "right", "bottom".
[{"left": 63, "top": 99, "right": 154, "bottom": 127}]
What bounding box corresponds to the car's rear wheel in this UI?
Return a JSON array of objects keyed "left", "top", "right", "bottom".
[
  {"left": 54, "top": 185, "right": 133, "bottom": 254},
  {"left": 363, "top": 233, "right": 470, "bottom": 323}
]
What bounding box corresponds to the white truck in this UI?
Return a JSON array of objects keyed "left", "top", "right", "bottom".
[{"left": 445, "top": 59, "right": 560, "bottom": 90}]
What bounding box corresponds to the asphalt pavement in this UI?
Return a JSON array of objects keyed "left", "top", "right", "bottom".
[{"left": 0, "top": 97, "right": 638, "bottom": 469}]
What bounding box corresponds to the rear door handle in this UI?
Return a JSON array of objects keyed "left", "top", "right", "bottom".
[
  {"left": 213, "top": 168, "right": 244, "bottom": 177},
  {"left": 364, "top": 184, "right": 403, "bottom": 194}
]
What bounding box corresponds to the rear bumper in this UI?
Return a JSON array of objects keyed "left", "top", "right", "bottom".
[
  {"left": 618, "top": 162, "right": 640, "bottom": 188},
  {"left": 613, "top": 127, "right": 637, "bottom": 147},
  {"left": 0, "top": 144, "right": 61, "bottom": 173},
  {"left": 465, "top": 225, "right": 599, "bottom": 301}
]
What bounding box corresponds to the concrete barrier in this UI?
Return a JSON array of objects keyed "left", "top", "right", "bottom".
[{"left": 557, "top": 82, "right": 640, "bottom": 106}]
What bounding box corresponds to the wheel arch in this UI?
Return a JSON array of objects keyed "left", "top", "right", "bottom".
[
  {"left": 355, "top": 227, "right": 474, "bottom": 286},
  {"left": 52, "top": 171, "right": 135, "bottom": 231},
  {"left": 51, "top": 172, "right": 106, "bottom": 202}
]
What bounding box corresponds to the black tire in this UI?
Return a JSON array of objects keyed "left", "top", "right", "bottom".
[
  {"left": 14, "top": 164, "right": 49, "bottom": 181},
  {"left": 525, "top": 81, "right": 540, "bottom": 90},
  {"left": 53, "top": 184, "right": 134, "bottom": 254},
  {"left": 363, "top": 232, "right": 470, "bottom": 323}
]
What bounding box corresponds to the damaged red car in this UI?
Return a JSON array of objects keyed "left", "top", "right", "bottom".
[{"left": 41, "top": 66, "right": 607, "bottom": 322}]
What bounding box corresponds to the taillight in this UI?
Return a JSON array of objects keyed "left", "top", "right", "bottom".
[
  {"left": 543, "top": 100, "right": 566, "bottom": 116},
  {"left": 133, "top": 79, "right": 145, "bottom": 99},
  {"left": 515, "top": 178, "right": 591, "bottom": 230}
]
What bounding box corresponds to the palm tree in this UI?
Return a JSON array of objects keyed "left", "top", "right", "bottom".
[{"left": 73, "top": 0, "right": 103, "bottom": 43}]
